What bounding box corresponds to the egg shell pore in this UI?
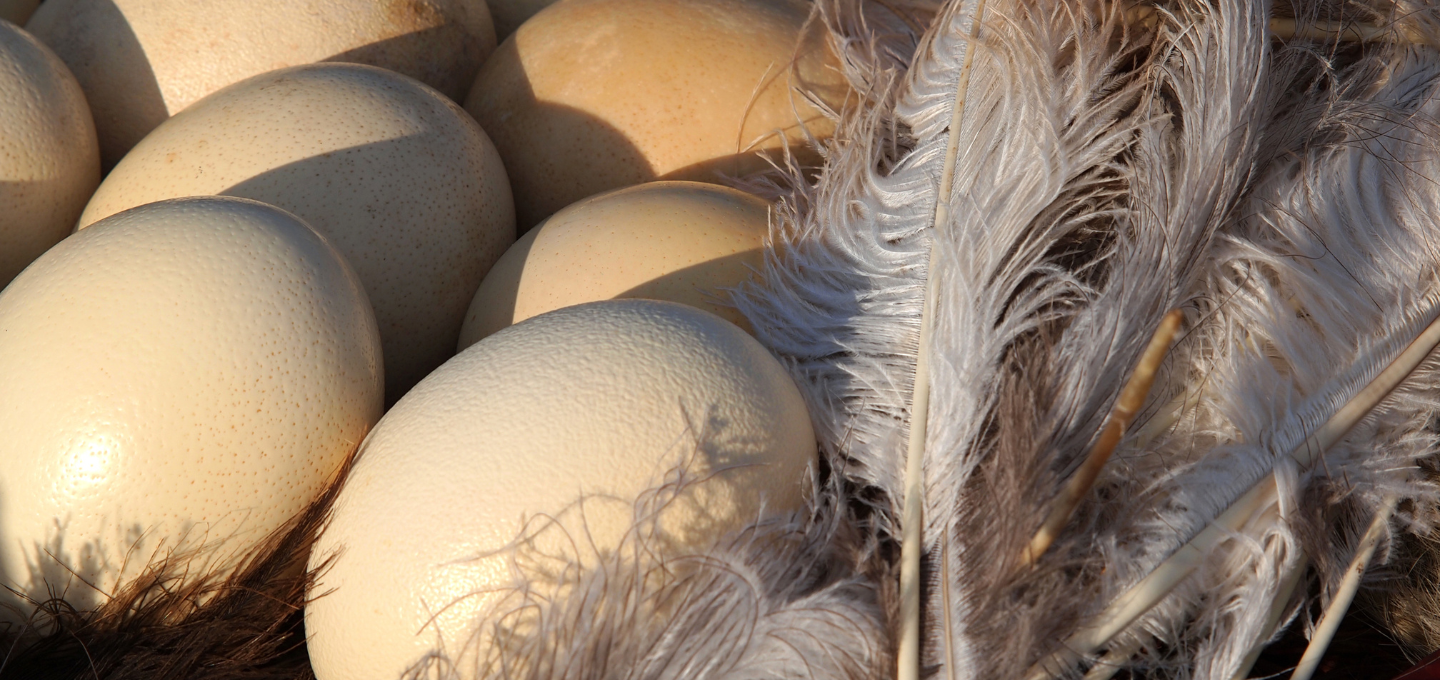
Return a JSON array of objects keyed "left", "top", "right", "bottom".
[
  {"left": 0, "top": 18, "right": 100, "bottom": 288},
  {"left": 77, "top": 63, "right": 516, "bottom": 404},
  {"left": 25, "top": 0, "right": 497, "bottom": 167},
  {"left": 306, "top": 299, "right": 816, "bottom": 680},
  {"left": 459, "top": 181, "right": 768, "bottom": 347},
  {"left": 464, "top": 0, "right": 849, "bottom": 229},
  {"left": 0, "top": 196, "right": 383, "bottom": 624}
]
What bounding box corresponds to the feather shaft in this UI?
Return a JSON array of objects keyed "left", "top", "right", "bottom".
[
  {"left": 1027, "top": 308, "right": 1440, "bottom": 679},
  {"left": 1290, "top": 498, "right": 1397, "bottom": 680},
  {"left": 896, "top": 253, "right": 935, "bottom": 680},
  {"left": 1022, "top": 309, "right": 1183, "bottom": 566},
  {"left": 1082, "top": 638, "right": 1145, "bottom": 680},
  {"left": 896, "top": 1, "right": 988, "bottom": 678}
]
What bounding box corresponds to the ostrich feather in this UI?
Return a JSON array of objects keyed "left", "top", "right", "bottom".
[
  {"left": 1026, "top": 18, "right": 1440, "bottom": 678},
  {"left": 738, "top": 0, "right": 1270, "bottom": 676},
  {"left": 736, "top": 0, "right": 1440, "bottom": 678}
]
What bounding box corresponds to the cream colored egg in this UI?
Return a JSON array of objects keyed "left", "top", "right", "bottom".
[
  {"left": 459, "top": 181, "right": 769, "bottom": 348},
  {"left": 0, "top": 1, "right": 38, "bottom": 25},
  {"left": 0, "top": 196, "right": 383, "bottom": 625},
  {"left": 26, "top": 0, "right": 497, "bottom": 168},
  {"left": 0, "top": 19, "right": 99, "bottom": 289},
  {"left": 78, "top": 63, "right": 515, "bottom": 404},
  {"left": 464, "top": 0, "right": 850, "bottom": 229},
  {"left": 306, "top": 300, "right": 815, "bottom": 680}
]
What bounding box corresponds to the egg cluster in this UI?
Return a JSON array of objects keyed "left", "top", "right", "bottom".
[{"left": 0, "top": 1, "right": 845, "bottom": 677}]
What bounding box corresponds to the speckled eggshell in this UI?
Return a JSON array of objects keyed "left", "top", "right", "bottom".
[
  {"left": 78, "top": 63, "right": 515, "bottom": 404},
  {"left": 0, "top": 19, "right": 99, "bottom": 289},
  {"left": 459, "top": 181, "right": 770, "bottom": 347},
  {"left": 25, "top": 0, "right": 497, "bottom": 167},
  {"left": 464, "top": 0, "right": 850, "bottom": 229},
  {"left": 306, "top": 299, "right": 816, "bottom": 680},
  {"left": 0, "top": 196, "right": 383, "bottom": 625}
]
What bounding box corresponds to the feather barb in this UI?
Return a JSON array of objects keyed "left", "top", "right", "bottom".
[
  {"left": 1026, "top": 308, "right": 1440, "bottom": 679},
  {"left": 1021, "top": 309, "right": 1183, "bottom": 567}
]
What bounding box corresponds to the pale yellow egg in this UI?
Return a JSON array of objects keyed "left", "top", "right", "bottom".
[
  {"left": 306, "top": 300, "right": 815, "bottom": 680},
  {"left": 459, "top": 181, "right": 769, "bottom": 348},
  {"left": 464, "top": 0, "right": 849, "bottom": 229},
  {"left": 0, "top": 19, "right": 99, "bottom": 289},
  {"left": 0, "top": 196, "right": 383, "bottom": 625},
  {"left": 26, "top": 0, "right": 497, "bottom": 167},
  {"left": 78, "top": 63, "right": 515, "bottom": 404}
]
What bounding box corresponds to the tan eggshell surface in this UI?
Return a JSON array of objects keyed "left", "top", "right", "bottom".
[
  {"left": 306, "top": 300, "right": 816, "bottom": 680},
  {"left": 0, "top": 197, "right": 383, "bottom": 624},
  {"left": 0, "top": 19, "right": 99, "bottom": 289},
  {"left": 459, "top": 181, "right": 769, "bottom": 347},
  {"left": 26, "top": 0, "right": 496, "bottom": 167},
  {"left": 78, "top": 63, "right": 515, "bottom": 404},
  {"left": 465, "top": 0, "right": 849, "bottom": 228}
]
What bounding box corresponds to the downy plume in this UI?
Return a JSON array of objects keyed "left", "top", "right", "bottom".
[
  {"left": 739, "top": 0, "right": 1267, "bottom": 678},
  {"left": 1029, "top": 11, "right": 1440, "bottom": 677}
]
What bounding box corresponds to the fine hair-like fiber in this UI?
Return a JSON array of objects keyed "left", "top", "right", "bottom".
[{"left": 739, "top": 0, "right": 1440, "bottom": 677}]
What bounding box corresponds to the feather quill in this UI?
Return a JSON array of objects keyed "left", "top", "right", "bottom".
[{"left": 1292, "top": 497, "right": 1397, "bottom": 680}]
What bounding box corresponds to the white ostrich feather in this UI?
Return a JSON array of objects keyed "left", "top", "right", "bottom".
[
  {"left": 1027, "top": 18, "right": 1440, "bottom": 679},
  {"left": 740, "top": 0, "right": 1262, "bottom": 674},
  {"left": 741, "top": 0, "right": 1440, "bottom": 679}
]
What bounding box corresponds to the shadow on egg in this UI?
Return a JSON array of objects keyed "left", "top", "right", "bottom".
[
  {"left": 396, "top": 429, "right": 791, "bottom": 660},
  {"left": 477, "top": 39, "right": 657, "bottom": 231},
  {"left": 659, "top": 148, "right": 822, "bottom": 188},
  {"left": 0, "top": 515, "right": 143, "bottom": 629},
  {"left": 1, "top": 177, "right": 91, "bottom": 289},
  {"left": 216, "top": 134, "right": 483, "bottom": 405},
  {"left": 396, "top": 434, "right": 889, "bottom": 680},
  {"left": 323, "top": 21, "right": 488, "bottom": 102},
  {"left": 467, "top": 2, "right": 848, "bottom": 232},
  {"left": 216, "top": 135, "right": 430, "bottom": 222},
  {"left": 29, "top": 0, "right": 166, "bottom": 172},
  {"left": 0, "top": 463, "right": 347, "bottom": 678},
  {"left": 468, "top": 250, "right": 763, "bottom": 347},
  {"left": 614, "top": 251, "right": 762, "bottom": 333},
  {"left": 0, "top": 506, "right": 291, "bottom": 634}
]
